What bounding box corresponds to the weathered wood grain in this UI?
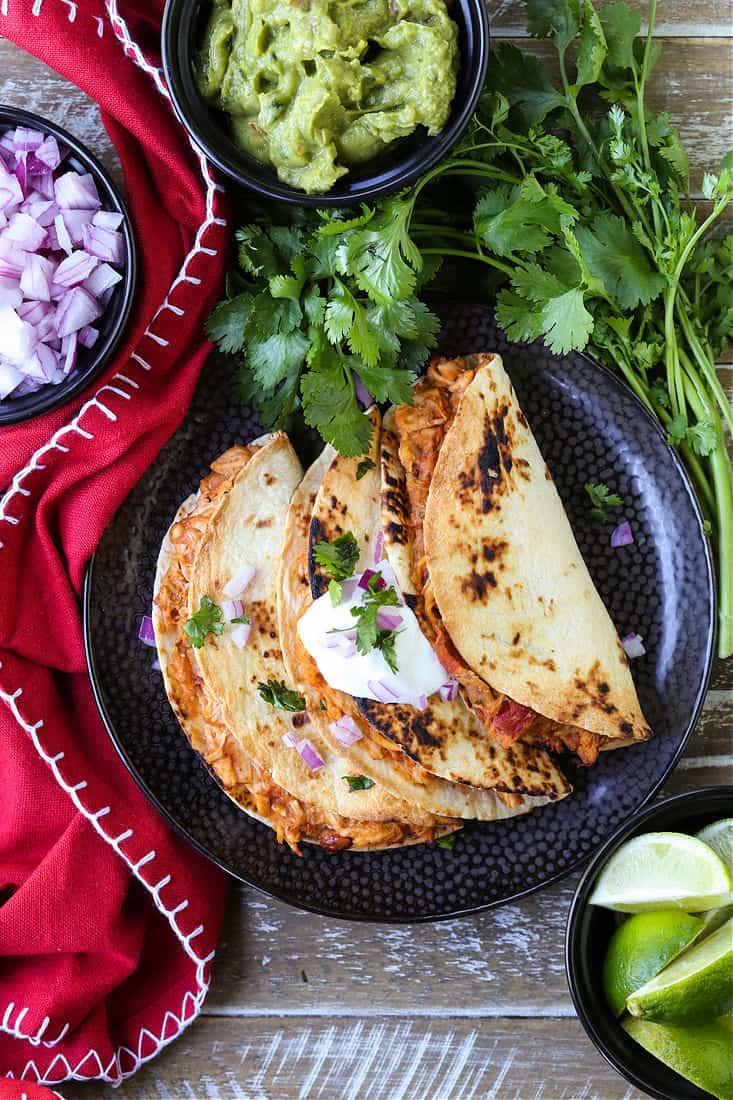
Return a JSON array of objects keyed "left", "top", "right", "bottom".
[
  {"left": 1, "top": 36, "right": 733, "bottom": 182},
  {"left": 70, "top": 1017, "right": 647, "bottom": 1100},
  {"left": 489, "top": 0, "right": 733, "bottom": 36}
]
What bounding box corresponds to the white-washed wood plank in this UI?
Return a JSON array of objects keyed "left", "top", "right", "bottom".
[
  {"left": 1, "top": 37, "right": 732, "bottom": 180},
  {"left": 68, "top": 1017, "right": 646, "bottom": 1100}
]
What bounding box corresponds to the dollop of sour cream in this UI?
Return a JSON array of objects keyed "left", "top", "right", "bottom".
[{"left": 297, "top": 573, "right": 447, "bottom": 703}]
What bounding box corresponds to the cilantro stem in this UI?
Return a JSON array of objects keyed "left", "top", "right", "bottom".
[
  {"left": 679, "top": 352, "right": 733, "bottom": 657},
  {"left": 636, "top": 0, "right": 662, "bottom": 238},
  {"left": 675, "top": 299, "right": 733, "bottom": 437},
  {"left": 417, "top": 247, "right": 514, "bottom": 278}
]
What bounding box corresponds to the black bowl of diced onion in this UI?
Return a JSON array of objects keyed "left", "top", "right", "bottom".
[{"left": 0, "top": 106, "right": 137, "bottom": 426}]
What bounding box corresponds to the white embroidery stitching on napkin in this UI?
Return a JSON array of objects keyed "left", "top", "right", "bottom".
[{"left": 0, "top": 0, "right": 227, "bottom": 1086}]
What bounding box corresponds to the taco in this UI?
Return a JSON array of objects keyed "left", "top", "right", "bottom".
[
  {"left": 153, "top": 434, "right": 455, "bottom": 853},
  {"left": 303, "top": 414, "right": 572, "bottom": 801},
  {"left": 391, "top": 353, "right": 651, "bottom": 764}
]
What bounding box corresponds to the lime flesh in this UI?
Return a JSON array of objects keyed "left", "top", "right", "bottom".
[
  {"left": 590, "top": 831, "right": 733, "bottom": 913},
  {"left": 626, "top": 917, "right": 733, "bottom": 1020},
  {"left": 697, "top": 819, "right": 733, "bottom": 874},
  {"left": 623, "top": 1016, "right": 733, "bottom": 1100},
  {"left": 602, "top": 911, "right": 704, "bottom": 1017}
]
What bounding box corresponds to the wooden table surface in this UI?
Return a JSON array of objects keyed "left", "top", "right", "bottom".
[{"left": 1, "top": 4, "right": 731, "bottom": 1098}]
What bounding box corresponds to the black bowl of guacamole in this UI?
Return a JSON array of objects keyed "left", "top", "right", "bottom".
[{"left": 162, "top": 0, "right": 489, "bottom": 205}]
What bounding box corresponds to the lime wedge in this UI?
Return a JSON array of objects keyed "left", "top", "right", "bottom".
[
  {"left": 696, "top": 903, "right": 733, "bottom": 943},
  {"left": 589, "top": 832, "right": 733, "bottom": 912},
  {"left": 623, "top": 1016, "right": 733, "bottom": 1100},
  {"left": 626, "top": 917, "right": 733, "bottom": 1020},
  {"left": 697, "top": 818, "right": 733, "bottom": 873},
  {"left": 602, "top": 911, "right": 704, "bottom": 1017}
]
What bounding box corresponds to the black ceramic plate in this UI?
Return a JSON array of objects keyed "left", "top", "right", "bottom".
[{"left": 83, "top": 303, "right": 715, "bottom": 922}]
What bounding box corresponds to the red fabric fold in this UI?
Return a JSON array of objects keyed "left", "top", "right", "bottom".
[{"left": 0, "top": 0, "right": 231, "bottom": 1087}]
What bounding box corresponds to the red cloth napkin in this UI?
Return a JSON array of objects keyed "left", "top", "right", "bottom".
[{"left": 0, "top": 0, "right": 232, "bottom": 1088}]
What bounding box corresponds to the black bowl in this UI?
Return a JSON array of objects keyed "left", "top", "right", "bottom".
[
  {"left": 0, "top": 106, "right": 137, "bottom": 427},
  {"left": 161, "top": 0, "right": 489, "bottom": 205},
  {"left": 566, "top": 786, "right": 733, "bottom": 1100}
]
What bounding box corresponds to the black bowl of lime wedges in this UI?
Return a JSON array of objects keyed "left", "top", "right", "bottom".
[{"left": 566, "top": 787, "right": 733, "bottom": 1100}]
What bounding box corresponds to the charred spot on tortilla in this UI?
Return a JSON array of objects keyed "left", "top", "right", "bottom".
[
  {"left": 462, "top": 569, "right": 498, "bottom": 602},
  {"left": 308, "top": 516, "right": 331, "bottom": 599}
]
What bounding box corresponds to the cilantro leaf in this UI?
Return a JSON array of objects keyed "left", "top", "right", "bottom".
[
  {"left": 353, "top": 362, "right": 416, "bottom": 407},
  {"left": 341, "top": 196, "right": 422, "bottom": 304},
  {"left": 688, "top": 420, "right": 718, "bottom": 457},
  {"left": 574, "top": 212, "right": 665, "bottom": 309},
  {"left": 572, "top": 0, "right": 607, "bottom": 92},
  {"left": 666, "top": 413, "right": 688, "bottom": 447},
  {"left": 540, "top": 287, "right": 594, "bottom": 353},
  {"left": 485, "top": 43, "right": 566, "bottom": 127},
  {"left": 584, "top": 482, "right": 624, "bottom": 523},
  {"left": 257, "top": 679, "right": 306, "bottom": 712},
  {"left": 495, "top": 290, "right": 545, "bottom": 344},
  {"left": 184, "top": 596, "right": 224, "bottom": 649},
  {"left": 328, "top": 579, "right": 343, "bottom": 607},
  {"left": 324, "top": 279, "right": 379, "bottom": 366},
  {"left": 205, "top": 294, "right": 253, "bottom": 354},
  {"left": 599, "top": 2, "right": 640, "bottom": 74},
  {"left": 312, "top": 531, "right": 360, "bottom": 581},
  {"left": 649, "top": 380, "right": 671, "bottom": 410},
  {"left": 350, "top": 577, "right": 401, "bottom": 665},
  {"left": 703, "top": 519, "right": 713, "bottom": 537},
  {"left": 248, "top": 330, "right": 310, "bottom": 391},
  {"left": 343, "top": 775, "right": 376, "bottom": 791},
  {"left": 356, "top": 457, "right": 376, "bottom": 480},
  {"left": 231, "top": 612, "right": 250, "bottom": 625},
  {"left": 436, "top": 832, "right": 458, "bottom": 850},
  {"left": 525, "top": 0, "right": 580, "bottom": 52}
]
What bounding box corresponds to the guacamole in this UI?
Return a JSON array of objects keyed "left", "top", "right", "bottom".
[{"left": 196, "top": 0, "right": 459, "bottom": 193}]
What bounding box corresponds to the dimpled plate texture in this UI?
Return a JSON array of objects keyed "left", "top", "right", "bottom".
[{"left": 83, "top": 302, "right": 715, "bottom": 922}]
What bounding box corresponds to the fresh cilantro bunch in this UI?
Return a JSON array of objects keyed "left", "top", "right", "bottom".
[{"left": 206, "top": 202, "right": 440, "bottom": 456}]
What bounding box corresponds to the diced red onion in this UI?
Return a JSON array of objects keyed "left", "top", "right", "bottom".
[
  {"left": 5, "top": 212, "right": 46, "bottom": 251},
  {"left": 296, "top": 738, "right": 324, "bottom": 771},
  {"left": 77, "top": 325, "right": 99, "bottom": 349},
  {"left": 0, "top": 362, "right": 23, "bottom": 399},
  {"left": 330, "top": 715, "right": 363, "bottom": 745},
  {"left": 19, "top": 253, "right": 54, "bottom": 301},
  {"left": 439, "top": 680, "right": 458, "bottom": 702},
  {"left": 610, "top": 520, "right": 634, "bottom": 548},
  {"left": 54, "top": 212, "right": 72, "bottom": 254},
  {"left": 222, "top": 598, "right": 244, "bottom": 621},
  {"left": 59, "top": 208, "right": 92, "bottom": 246},
  {"left": 61, "top": 332, "right": 77, "bottom": 376},
  {"left": 373, "top": 530, "right": 384, "bottom": 564},
  {"left": 0, "top": 275, "right": 22, "bottom": 308},
  {"left": 83, "top": 223, "right": 123, "bottom": 264},
  {"left": 0, "top": 305, "right": 36, "bottom": 363},
  {"left": 54, "top": 249, "right": 98, "bottom": 288},
  {"left": 415, "top": 693, "right": 428, "bottom": 711},
  {"left": 376, "top": 609, "right": 402, "bottom": 631},
  {"left": 231, "top": 622, "right": 251, "bottom": 649},
  {"left": 54, "top": 170, "right": 100, "bottom": 211},
  {"left": 92, "top": 210, "right": 123, "bottom": 230},
  {"left": 56, "top": 286, "right": 101, "bottom": 338},
  {"left": 622, "top": 632, "right": 646, "bottom": 659},
  {"left": 138, "top": 615, "right": 156, "bottom": 647},
  {"left": 281, "top": 731, "right": 298, "bottom": 748},
  {"left": 353, "top": 371, "right": 373, "bottom": 410},
  {"left": 339, "top": 640, "right": 357, "bottom": 658},
  {"left": 151, "top": 657, "right": 161, "bottom": 672},
  {"left": 223, "top": 565, "right": 255, "bottom": 598},
  {"left": 33, "top": 135, "right": 62, "bottom": 171},
  {"left": 367, "top": 678, "right": 400, "bottom": 703},
  {"left": 357, "top": 568, "right": 387, "bottom": 592},
  {"left": 82, "top": 261, "right": 122, "bottom": 297}
]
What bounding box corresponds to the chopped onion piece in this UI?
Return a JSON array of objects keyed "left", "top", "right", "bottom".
[
  {"left": 222, "top": 598, "right": 244, "bottom": 621},
  {"left": 367, "top": 678, "right": 400, "bottom": 703},
  {"left": 92, "top": 210, "right": 123, "bottom": 230},
  {"left": 54, "top": 170, "right": 100, "bottom": 211},
  {"left": 56, "top": 286, "right": 101, "bottom": 338},
  {"left": 0, "top": 305, "right": 36, "bottom": 363},
  {"left": 19, "top": 253, "right": 54, "bottom": 301},
  {"left": 330, "top": 716, "right": 363, "bottom": 746},
  {"left": 55, "top": 249, "right": 98, "bottom": 288},
  {"left": 231, "top": 622, "right": 251, "bottom": 649},
  {"left": 83, "top": 261, "right": 122, "bottom": 296},
  {"left": 53, "top": 212, "right": 73, "bottom": 255},
  {"left": 223, "top": 565, "right": 255, "bottom": 598},
  {"left": 439, "top": 680, "right": 458, "bottom": 702},
  {"left": 77, "top": 325, "right": 99, "bottom": 349},
  {"left": 373, "top": 530, "right": 384, "bottom": 564},
  {"left": 5, "top": 212, "right": 46, "bottom": 251},
  {"left": 0, "top": 361, "right": 23, "bottom": 399},
  {"left": 138, "top": 615, "right": 156, "bottom": 647},
  {"left": 353, "top": 372, "right": 373, "bottom": 410},
  {"left": 82, "top": 223, "right": 123, "bottom": 264},
  {"left": 281, "top": 731, "right": 298, "bottom": 749},
  {"left": 296, "top": 738, "right": 324, "bottom": 771},
  {"left": 622, "top": 632, "right": 646, "bottom": 659},
  {"left": 376, "top": 609, "right": 402, "bottom": 631},
  {"left": 415, "top": 693, "right": 428, "bottom": 711},
  {"left": 610, "top": 520, "right": 634, "bottom": 548}
]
